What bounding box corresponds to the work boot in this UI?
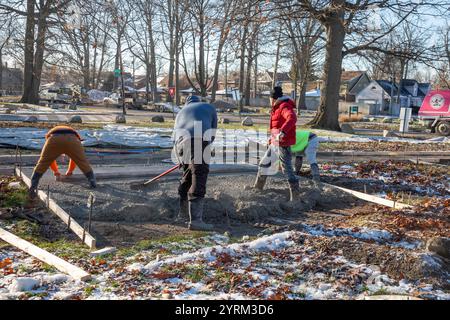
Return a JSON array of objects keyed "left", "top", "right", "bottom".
[
  {"left": 294, "top": 156, "right": 303, "bottom": 176},
  {"left": 310, "top": 163, "right": 320, "bottom": 182},
  {"left": 288, "top": 180, "right": 301, "bottom": 201},
  {"left": 28, "top": 172, "right": 43, "bottom": 199},
  {"left": 188, "top": 198, "right": 213, "bottom": 231},
  {"left": 253, "top": 173, "right": 267, "bottom": 191},
  {"left": 84, "top": 171, "right": 97, "bottom": 188},
  {"left": 176, "top": 198, "right": 189, "bottom": 221}
]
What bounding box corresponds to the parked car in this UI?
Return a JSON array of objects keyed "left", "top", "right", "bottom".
[
  {"left": 103, "top": 92, "right": 120, "bottom": 105},
  {"left": 418, "top": 90, "right": 450, "bottom": 136}
]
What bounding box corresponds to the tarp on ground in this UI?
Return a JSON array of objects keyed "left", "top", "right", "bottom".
[
  {"left": 0, "top": 125, "right": 448, "bottom": 150},
  {"left": 87, "top": 90, "right": 111, "bottom": 102}
]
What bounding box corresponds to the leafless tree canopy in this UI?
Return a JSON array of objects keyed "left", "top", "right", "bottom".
[{"left": 0, "top": 0, "right": 448, "bottom": 129}]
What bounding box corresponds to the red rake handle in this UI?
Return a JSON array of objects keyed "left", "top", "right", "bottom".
[{"left": 143, "top": 164, "right": 180, "bottom": 186}]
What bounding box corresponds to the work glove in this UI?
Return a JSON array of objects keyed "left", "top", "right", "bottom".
[{"left": 275, "top": 131, "right": 285, "bottom": 142}]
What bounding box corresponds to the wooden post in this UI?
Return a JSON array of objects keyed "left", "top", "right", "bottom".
[{"left": 87, "top": 193, "right": 95, "bottom": 233}]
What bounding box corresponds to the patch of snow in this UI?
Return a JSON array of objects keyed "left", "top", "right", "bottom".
[
  {"left": 42, "top": 274, "right": 69, "bottom": 285},
  {"left": 299, "top": 223, "right": 420, "bottom": 249},
  {"left": 8, "top": 277, "right": 40, "bottom": 293},
  {"left": 143, "top": 231, "right": 295, "bottom": 271}
]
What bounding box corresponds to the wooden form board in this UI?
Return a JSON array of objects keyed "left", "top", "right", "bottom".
[
  {"left": 15, "top": 167, "right": 96, "bottom": 249},
  {"left": 0, "top": 227, "right": 91, "bottom": 281},
  {"left": 325, "top": 183, "right": 411, "bottom": 209}
]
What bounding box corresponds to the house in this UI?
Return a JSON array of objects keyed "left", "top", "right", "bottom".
[
  {"left": 258, "top": 70, "right": 292, "bottom": 93},
  {"left": 311, "top": 70, "right": 370, "bottom": 101},
  {"left": 98, "top": 71, "right": 133, "bottom": 92},
  {"left": 355, "top": 79, "right": 431, "bottom": 115},
  {"left": 0, "top": 65, "right": 23, "bottom": 95},
  {"left": 158, "top": 74, "right": 198, "bottom": 92},
  {"left": 341, "top": 71, "right": 371, "bottom": 102},
  {"left": 217, "top": 71, "right": 241, "bottom": 91}
]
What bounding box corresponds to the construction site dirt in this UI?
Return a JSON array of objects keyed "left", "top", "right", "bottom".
[{"left": 34, "top": 173, "right": 357, "bottom": 244}]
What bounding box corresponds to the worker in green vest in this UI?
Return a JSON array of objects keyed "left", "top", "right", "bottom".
[{"left": 291, "top": 131, "right": 320, "bottom": 181}]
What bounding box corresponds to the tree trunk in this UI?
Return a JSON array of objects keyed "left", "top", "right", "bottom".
[
  {"left": 29, "top": 0, "right": 51, "bottom": 104},
  {"left": 145, "top": 62, "right": 150, "bottom": 104},
  {"left": 244, "top": 36, "right": 254, "bottom": 106},
  {"left": 198, "top": 13, "right": 206, "bottom": 97},
  {"left": 308, "top": 11, "right": 345, "bottom": 131},
  {"left": 148, "top": 15, "right": 158, "bottom": 102},
  {"left": 238, "top": 25, "right": 249, "bottom": 111},
  {"left": 297, "top": 55, "right": 308, "bottom": 111},
  {"left": 396, "top": 60, "right": 405, "bottom": 106},
  {"left": 167, "top": 0, "right": 175, "bottom": 102},
  {"left": 83, "top": 34, "right": 90, "bottom": 89},
  {"left": 174, "top": 0, "right": 180, "bottom": 105},
  {"left": 272, "top": 30, "right": 282, "bottom": 88},
  {"left": 113, "top": 33, "right": 121, "bottom": 91},
  {"left": 254, "top": 42, "right": 258, "bottom": 100},
  {"left": 210, "top": 31, "right": 227, "bottom": 102},
  {"left": 298, "top": 79, "right": 307, "bottom": 111},
  {"left": 95, "top": 33, "right": 108, "bottom": 89},
  {"left": 0, "top": 50, "right": 3, "bottom": 92},
  {"left": 20, "top": 0, "right": 36, "bottom": 103}
]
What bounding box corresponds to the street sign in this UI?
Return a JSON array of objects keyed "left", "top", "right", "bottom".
[
  {"left": 114, "top": 69, "right": 121, "bottom": 78},
  {"left": 168, "top": 87, "right": 175, "bottom": 98},
  {"left": 350, "top": 105, "right": 359, "bottom": 113}
]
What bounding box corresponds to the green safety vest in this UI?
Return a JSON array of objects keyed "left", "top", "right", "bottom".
[{"left": 291, "top": 131, "right": 310, "bottom": 153}]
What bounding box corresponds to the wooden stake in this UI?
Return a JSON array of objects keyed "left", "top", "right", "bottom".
[{"left": 324, "top": 182, "right": 411, "bottom": 209}]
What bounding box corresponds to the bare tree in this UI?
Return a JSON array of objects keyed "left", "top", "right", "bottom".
[
  {"left": 53, "top": 1, "right": 114, "bottom": 89},
  {"left": 126, "top": 0, "right": 159, "bottom": 102},
  {"left": 209, "top": 0, "right": 239, "bottom": 102},
  {"left": 0, "top": 14, "right": 15, "bottom": 92},
  {"left": 282, "top": 10, "right": 322, "bottom": 111},
  {"left": 290, "top": 0, "right": 445, "bottom": 131}
]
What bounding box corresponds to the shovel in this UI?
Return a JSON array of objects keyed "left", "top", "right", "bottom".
[{"left": 130, "top": 164, "right": 180, "bottom": 190}]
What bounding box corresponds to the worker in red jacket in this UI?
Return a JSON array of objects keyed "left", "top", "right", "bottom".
[{"left": 253, "top": 86, "right": 301, "bottom": 201}]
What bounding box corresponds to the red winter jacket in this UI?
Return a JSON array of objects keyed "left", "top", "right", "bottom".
[{"left": 269, "top": 97, "right": 297, "bottom": 147}]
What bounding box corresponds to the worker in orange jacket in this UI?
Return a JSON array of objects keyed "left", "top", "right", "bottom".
[{"left": 29, "top": 125, "right": 96, "bottom": 198}]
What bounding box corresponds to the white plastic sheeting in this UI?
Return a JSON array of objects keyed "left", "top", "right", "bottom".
[
  {"left": 0, "top": 125, "right": 173, "bottom": 150},
  {"left": 86, "top": 89, "right": 111, "bottom": 102},
  {"left": 0, "top": 125, "right": 448, "bottom": 150}
]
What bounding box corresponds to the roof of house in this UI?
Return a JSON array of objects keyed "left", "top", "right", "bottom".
[
  {"left": 375, "top": 79, "right": 431, "bottom": 97},
  {"left": 158, "top": 74, "right": 193, "bottom": 90},
  {"left": 266, "top": 71, "right": 291, "bottom": 83},
  {"left": 375, "top": 80, "right": 408, "bottom": 97},
  {"left": 418, "top": 83, "right": 431, "bottom": 97},
  {"left": 347, "top": 72, "right": 370, "bottom": 94},
  {"left": 341, "top": 70, "right": 365, "bottom": 83}
]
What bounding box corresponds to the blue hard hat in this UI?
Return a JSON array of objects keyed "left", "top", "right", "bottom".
[{"left": 185, "top": 95, "right": 201, "bottom": 105}]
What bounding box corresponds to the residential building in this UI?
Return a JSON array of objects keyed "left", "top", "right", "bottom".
[
  {"left": 355, "top": 79, "right": 431, "bottom": 115},
  {"left": 0, "top": 64, "right": 23, "bottom": 95}
]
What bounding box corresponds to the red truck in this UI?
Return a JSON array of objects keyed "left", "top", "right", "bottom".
[{"left": 418, "top": 89, "right": 450, "bottom": 136}]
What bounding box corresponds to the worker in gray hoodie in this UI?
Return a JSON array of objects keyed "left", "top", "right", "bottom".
[{"left": 172, "top": 95, "right": 218, "bottom": 231}]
